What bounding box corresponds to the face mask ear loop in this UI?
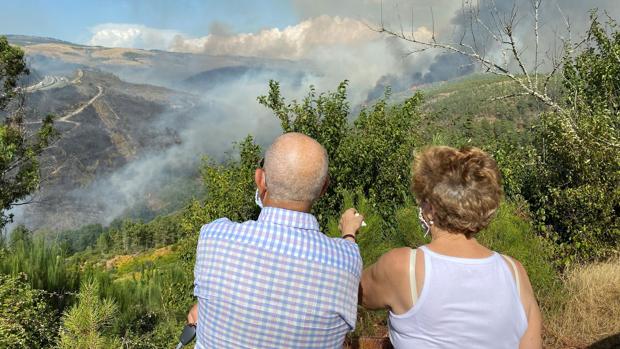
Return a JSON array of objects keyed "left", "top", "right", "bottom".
[
  {"left": 419, "top": 206, "right": 434, "bottom": 238},
  {"left": 255, "top": 189, "right": 264, "bottom": 209},
  {"left": 418, "top": 207, "right": 431, "bottom": 238}
]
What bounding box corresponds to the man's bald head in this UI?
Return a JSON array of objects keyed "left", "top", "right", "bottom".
[{"left": 263, "top": 133, "right": 329, "bottom": 203}]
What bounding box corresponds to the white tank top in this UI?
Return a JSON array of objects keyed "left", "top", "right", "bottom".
[{"left": 388, "top": 245, "right": 528, "bottom": 349}]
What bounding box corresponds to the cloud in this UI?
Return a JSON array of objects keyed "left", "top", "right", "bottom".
[
  {"left": 87, "top": 16, "right": 389, "bottom": 60},
  {"left": 169, "top": 15, "right": 380, "bottom": 59},
  {"left": 87, "top": 23, "right": 182, "bottom": 50}
]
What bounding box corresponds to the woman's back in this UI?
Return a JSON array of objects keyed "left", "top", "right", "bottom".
[
  {"left": 354, "top": 146, "right": 542, "bottom": 348},
  {"left": 388, "top": 246, "right": 528, "bottom": 349}
]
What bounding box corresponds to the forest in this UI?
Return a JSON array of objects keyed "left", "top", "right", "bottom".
[{"left": 0, "top": 10, "right": 619, "bottom": 349}]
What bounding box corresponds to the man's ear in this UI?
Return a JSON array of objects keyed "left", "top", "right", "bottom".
[
  {"left": 255, "top": 168, "right": 266, "bottom": 194},
  {"left": 319, "top": 175, "right": 330, "bottom": 197}
]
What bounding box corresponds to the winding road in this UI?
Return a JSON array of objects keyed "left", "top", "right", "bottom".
[
  {"left": 23, "top": 69, "right": 103, "bottom": 129},
  {"left": 57, "top": 85, "right": 103, "bottom": 127},
  {"left": 25, "top": 69, "right": 83, "bottom": 92}
]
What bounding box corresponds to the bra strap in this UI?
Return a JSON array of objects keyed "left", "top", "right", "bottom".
[{"left": 502, "top": 254, "right": 521, "bottom": 298}]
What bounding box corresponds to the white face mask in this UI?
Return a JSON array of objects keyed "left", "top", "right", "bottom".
[
  {"left": 418, "top": 207, "right": 433, "bottom": 238},
  {"left": 255, "top": 189, "right": 264, "bottom": 209}
]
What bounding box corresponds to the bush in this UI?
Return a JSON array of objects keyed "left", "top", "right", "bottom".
[
  {"left": 259, "top": 82, "right": 423, "bottom": 226},
  {"left": 0, "top": 273, "right": 58, "bottom": 348}
]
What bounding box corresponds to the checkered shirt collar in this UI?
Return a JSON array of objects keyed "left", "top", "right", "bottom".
[{"left": 258, "top": 206, "right": 320, "bottom": 231}]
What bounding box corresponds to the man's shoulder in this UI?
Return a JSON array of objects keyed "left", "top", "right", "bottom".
[
  {"left": 197, "top": 217, "right": 362, "bottom": 279},
  {"left": 199, "top": 217, "right": 248, "bottom": 237}
]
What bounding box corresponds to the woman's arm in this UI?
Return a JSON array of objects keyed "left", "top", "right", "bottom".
[
  {"left": 515, "top": 260, "right": 543, "bottom": 349},
  {"left": 360, "top": 247, "right": 411, "bottom": 310}
]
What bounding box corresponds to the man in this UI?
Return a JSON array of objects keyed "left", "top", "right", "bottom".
[{"left": 188, "top": 132, "right": 365, "bottom": 348}]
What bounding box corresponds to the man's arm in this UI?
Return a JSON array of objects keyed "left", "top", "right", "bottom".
[
  {"left": 187, "top": 303, "right": 198, "bottom": 325},
  {"left": 339, "top": 208, "right": 364, "bottom": 242}
]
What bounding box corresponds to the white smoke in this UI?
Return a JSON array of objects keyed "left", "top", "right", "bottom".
[
  {"left": 169, "top": 15, "right": 379, "bottom": 59},
  {"left": 85, "top": 16, "right": 438, "bottom": 105},
  {"left": 87, "top": 16, "right": 383, "bottom": 60}
]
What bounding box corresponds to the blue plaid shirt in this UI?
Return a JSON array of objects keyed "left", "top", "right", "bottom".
[{"left": 194, "top": 207, "right": 362, "bottom": 348}]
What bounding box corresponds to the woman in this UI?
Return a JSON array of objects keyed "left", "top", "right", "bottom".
[{"left": 342, "top": 146, "right": 542, "bottom": 348}]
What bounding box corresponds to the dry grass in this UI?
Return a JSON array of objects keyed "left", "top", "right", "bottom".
[
  {"left": 546, "top": 259, "right": 620, "bottom": 348},
  {"left": 105, "top": 254, "right": 135, "bottom": 270}
]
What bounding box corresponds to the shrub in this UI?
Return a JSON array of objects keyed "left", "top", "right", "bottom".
[{"left": 0, "top": 273, "right": 57, "bottom": 348}]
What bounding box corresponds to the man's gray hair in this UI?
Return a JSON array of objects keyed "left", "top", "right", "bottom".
[{"left": 263, "top": 133, "right": 329, "bottom": 202}]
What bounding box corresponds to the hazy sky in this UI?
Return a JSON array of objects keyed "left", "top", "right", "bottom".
[
  {"left": 0, "top": 0, "right": 299, "bottom": 43},
  {"left": 1, "top": 0, "right": 618, "bottom": 56}
]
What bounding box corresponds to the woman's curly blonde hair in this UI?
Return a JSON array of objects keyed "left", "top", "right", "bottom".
[{"left": 411, "top": 146, "right": 502, "bottom": 237}]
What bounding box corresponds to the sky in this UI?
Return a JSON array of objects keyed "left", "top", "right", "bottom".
[
  {"left": 2, "top": 0, "right": 618, "bottom": 58},
  {"left": 0, "top": 0, "right": 300, "bottom": 44}
]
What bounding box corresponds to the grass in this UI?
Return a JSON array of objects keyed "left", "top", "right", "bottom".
[{"left": 546, "top": 259, "right": 620, "bottom": 348}]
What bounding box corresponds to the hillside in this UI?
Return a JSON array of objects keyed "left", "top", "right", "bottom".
[
  {"left": 18, "top": 69, "right": 200, "bottom": 230},
  {"left": 10, "top": 35, "right": 301, "bottom": 89}
]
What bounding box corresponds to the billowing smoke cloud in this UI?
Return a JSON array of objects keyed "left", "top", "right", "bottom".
[
  {"left": 171, "top": 15, "right": 377, "bottom": 59},
  {"left": 85, "top": 15, "right": 440, "bottom": 103},
  {"left": 88, "top": 16, "right": 380, "bottom": 60}
]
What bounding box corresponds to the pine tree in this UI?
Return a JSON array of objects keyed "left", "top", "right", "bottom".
[{"left": 58, "top": 280, "right": 120, "bottom": 349}]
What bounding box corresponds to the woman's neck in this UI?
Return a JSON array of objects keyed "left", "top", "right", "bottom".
[{"left": 427, "top": 227, "right": 492, "bottom": 258}]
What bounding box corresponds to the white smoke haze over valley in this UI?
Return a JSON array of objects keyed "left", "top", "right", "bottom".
[{"left": 6, "top": 0, "right": 620, "bottom": 231}]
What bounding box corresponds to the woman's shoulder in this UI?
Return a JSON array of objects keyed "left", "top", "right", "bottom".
[
  {"left": 381, "top": 247, "right": 414, "bottom": 264},
  {"left": 377, "top": 247, "right": 416, "bottom": 280}
]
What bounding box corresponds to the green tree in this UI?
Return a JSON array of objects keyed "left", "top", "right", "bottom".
[
  {"left": 0, "top": 36, "right": 56, "bottom": 229},
  {"left": 334, "top": 91, "right": 423, "bottom": 218},
  {"left": 259, "top": 82, "right": 423, "bottom": 224},
  {"left": 0, "top": 227, "right": 79, "bottom": 297},
  {"left": 8, "top": 223, "right": 31, "bottom": 248},
  {"left": 58, "top": 280, "right": 120, "bottom": 349},
  {"left": 527, "top": 13, "right": 620, "bottom": 263}
]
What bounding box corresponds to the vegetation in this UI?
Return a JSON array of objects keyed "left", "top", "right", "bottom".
[
  {"left": 58, "top": 280, "right": 120, "bottom": 349},
  {"left": 546, "top": 258, "right": 620, "bottom": 348},
  {"left": 0, "top": 36, "right": 56, "bottom": 229},
  {"left": 0, "top": 12, "right": 618, "bottom": 348},
  {"left": 525, "top": 14, "right": 620, "bottom": 264},
  {"left": 0, "top": 273, "right": 57, "bottom": 348}
]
